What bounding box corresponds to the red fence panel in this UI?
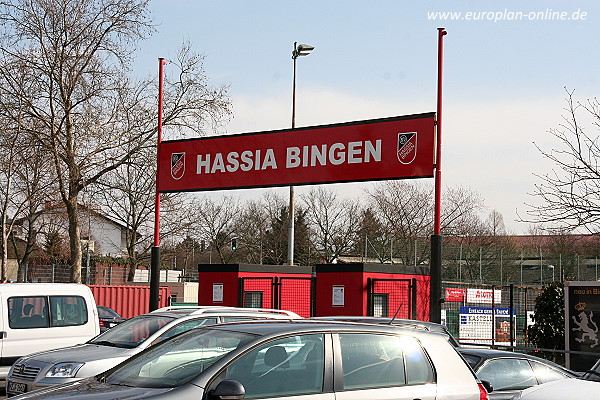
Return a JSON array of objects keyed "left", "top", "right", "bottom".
[
  {"left": 369, "top": 279, "right": 414, "bottom": 319},
  {"left": 279, "top": 277, "right": 314, "bottom": 317}
]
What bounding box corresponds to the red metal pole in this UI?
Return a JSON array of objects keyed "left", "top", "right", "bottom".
[
  {"left": 434, "top": 27, "right": 447, "bottom": 235},
  {"left": 430, "top": 28, "right": 446, "bottom": 323},
  {"left": 154, "top": 57, "right": 165, "bottom": 247},
  {"left": 150, "top": 57, "right": 165, "bottom": 312}
]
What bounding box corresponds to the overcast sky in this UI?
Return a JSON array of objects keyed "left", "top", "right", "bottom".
[{"left": 134, "top": 0, "right": 599, "bottom": 234}]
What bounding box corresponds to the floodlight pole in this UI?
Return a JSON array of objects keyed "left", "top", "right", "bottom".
[
  {"left": 430, "top": 28, "right": 447, "bottom": 323},
  {"left": 288, "top": 42, "right": 314, "bottom": 266},
  {"left": 150, "top": 57, "right": 165, "bottom": 312}
]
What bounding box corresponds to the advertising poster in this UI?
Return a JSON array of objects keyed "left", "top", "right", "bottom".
[
  {"left": 444, "top": 288, "right": 466, "bottom": 302},
  {"left": 565, "top": 281, "right": 600, "bottom": 371},
  {"left": 459, "top": 306, "right": 516, "bottom": 345},
  {"left": 466, "top": 288, "right": 502, "bottom": 304}
]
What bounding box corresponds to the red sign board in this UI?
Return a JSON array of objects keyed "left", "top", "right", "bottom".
[
  {"left": 445, "top": 288, "right": 466, "bottom": 302},
  {"left": 157, "top": 113, "right": 436, "bottom": 192}
]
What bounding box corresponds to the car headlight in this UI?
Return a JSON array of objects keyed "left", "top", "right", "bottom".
[{"left": 46, "top": 362, "right": 84, "bottom": 378}]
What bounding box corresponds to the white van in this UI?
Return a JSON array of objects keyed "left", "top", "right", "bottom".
[{"left": 0, "top": 283, "right": 99, "bottom": 382}]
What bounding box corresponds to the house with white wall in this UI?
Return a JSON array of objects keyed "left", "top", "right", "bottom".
[{"left": 14, "top": 202, "right": 131, "bottom": 258}]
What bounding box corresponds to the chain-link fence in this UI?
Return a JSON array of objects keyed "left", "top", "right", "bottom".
[{"left": 442, "top": 281, "right": 542, "bottom": 348}]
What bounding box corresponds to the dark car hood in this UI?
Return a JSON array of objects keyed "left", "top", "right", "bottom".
[{"left": 15, "top": 378, "right": 178, "bottom": 399}]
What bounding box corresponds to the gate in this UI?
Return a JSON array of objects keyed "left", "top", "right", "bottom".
[
  {"left": 239, "top": 276, "right": 315, "bottom": 317},
  {"left": 367, "top": 278, "right": 417, "bottom": 319}
]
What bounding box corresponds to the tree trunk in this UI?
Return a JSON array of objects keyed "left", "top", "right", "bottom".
[
  {"left": 1, "top": 219, "right": 7, "bottom": 282},
  {"left": 66, "top": 198, "right": 82, "bottom": 283}
]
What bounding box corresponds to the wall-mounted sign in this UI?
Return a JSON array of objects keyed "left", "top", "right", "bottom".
[
  {"left": 212, "top": 283, "right": 224, "bottom": 303},
  {"left": 445, "top": 288, "right": 466, "bottom": 302},
  {"left": 157, "top": 113, "right": 435, "bottom": 193},
  {"left": 466, "top": 288, "right": 502, "bottom": 304},
  {"left": 565, "top": 281, "right": 600, "bottom": 371},
  {"left": 332, "top": 286, "right": 345, "bottom": 307}
]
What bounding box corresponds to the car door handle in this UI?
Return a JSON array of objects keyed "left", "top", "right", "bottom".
[{"left": 0, "top": 331, "right": 6, "bottom": 338}]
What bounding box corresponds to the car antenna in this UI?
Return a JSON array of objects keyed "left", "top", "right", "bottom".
[{"left": 388, "top": 302, "right": 403, "bottom": 325}]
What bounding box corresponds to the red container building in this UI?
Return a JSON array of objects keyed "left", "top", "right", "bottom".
[
  {"left": 197, "top": 264, "right": 314, "bottom": 317},
  {"left": 197, "top": 263, "right": 430, "bottom": 320},
  {"left": 314, "top": 263, "right": 430, "bottom": 321}
]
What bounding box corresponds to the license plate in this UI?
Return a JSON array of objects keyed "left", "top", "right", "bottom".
[{"left": 7, "top": 381, "right": 27, "bottom": 395}]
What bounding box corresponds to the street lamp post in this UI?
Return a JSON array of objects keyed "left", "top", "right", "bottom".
[{"left": 288, "top": 42, "right": 314, "bottom": 266}]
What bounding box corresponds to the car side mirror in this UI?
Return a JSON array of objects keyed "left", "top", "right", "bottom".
[
  {"left": 209, "top": 379, "right": 245, "bottom": 400},
  {"left": 481, "top": 380, "right": 493, "bottom": 393}
]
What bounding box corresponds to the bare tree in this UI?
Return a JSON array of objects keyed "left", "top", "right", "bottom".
[
  {"left": 94, "top": 145, "right": 157, "bottom": 280},
  {"left": 366, "top": 181, "right": 486, "bottom": 266},
  {"left": 486, "top": 209, "right": 507, "bottom": 235},
  {"left": 302, "top": 187, "right": 363, "bottom": 263},
  {"left": 0, "top": 101, "right": 57, "bottom": 281},
  {"left": 526, "top": 89, "right": 600, "bottom": 232},
  {"left": 189, "top": 196, "right": 240, "bottom": 264},
  {"left": 234, "top": 195, "right": 280, "bottom": 265},
  {"left": 366, "top": 181, "right": 433, "bottom": 265},
  {"left": 0, "top": 1, "right": 231, "bottom": 282}
]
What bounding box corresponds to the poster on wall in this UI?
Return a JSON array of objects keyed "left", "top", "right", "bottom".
[
  {"left": 459, "top": 306, "right": 516, "bottom": 345},
  {"left": 212, "top": 283, "right": 224, "bottom": 303},
  {"left": 332, "top": 286, "right": 345, "bottom": 307},
  {"left": 565, "top": 281, "right": 600, "bottom": 371}
]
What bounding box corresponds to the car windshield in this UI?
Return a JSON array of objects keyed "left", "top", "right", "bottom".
[
  {"left": 582, "top": 360, "right": 600, "bottom": 382},
  {"left": 88, "top": 315, "right": 175, "bottom": 348},
  {"left": 102, "top": 327, "right": 257, "bottom": 388}
]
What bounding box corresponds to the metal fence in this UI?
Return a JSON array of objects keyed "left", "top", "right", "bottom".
[
  {"left": 23, "top": 263, "right": 130, "bottom": 285},
  {"left": 442, "top": 281, "right": 541, "bottom": 348}
]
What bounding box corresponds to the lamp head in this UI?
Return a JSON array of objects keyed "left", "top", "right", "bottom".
[{"left": 292, "top": 43, "right": 315, "bottom": 59}]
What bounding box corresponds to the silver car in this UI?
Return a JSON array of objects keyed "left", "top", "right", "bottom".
[
  {"left": 9, "top": 319, "right": 490, "bottom": 399},
  {"left": 6, "top": 306, "right": 300, "bottom": 397},
  {"left": 512, "top": 358, "right": 600, "bottom": 400}
]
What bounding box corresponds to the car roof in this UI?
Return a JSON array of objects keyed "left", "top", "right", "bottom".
[
  {"left": 458, "top": 347, "right": 544, "bottom": 359},
  {"left": 457, "top": 347, "right": 576, "bottom": 371},
  {"left": 151, "top": 306, "right": 301, "bottom": 318},
  {"left": 310, "top": 316, "right": 447, "bottom": 331},
  {"left": 204, "top": 318, "right": 448, "bottom": 339},
  {"left": 309, "top": 316, "right": 460, "bottom": 347}
]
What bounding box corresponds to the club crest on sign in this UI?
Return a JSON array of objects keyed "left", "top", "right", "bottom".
[
  {"left": 397, "top": 132, "right": 417, "bottom": 164},
  {"left": 171, "top": 152, "right": 185, "bottom": 180}
]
